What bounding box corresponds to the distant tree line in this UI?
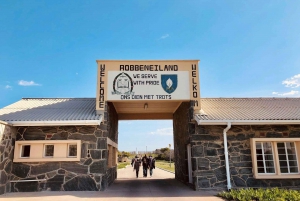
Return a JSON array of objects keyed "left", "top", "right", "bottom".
[
  {"left": 118, "top": 151, "right": 131, "bottom": 158},
  {"left": 118, "top": 147, "right": 174, "bottom": 161},
  {"left": 153, "top": 147, "right": 174, "bottom": 161}
]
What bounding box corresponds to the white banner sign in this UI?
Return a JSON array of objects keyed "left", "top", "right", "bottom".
[{"left": 107, "top": 71, "right": 190, "bottom": 100}]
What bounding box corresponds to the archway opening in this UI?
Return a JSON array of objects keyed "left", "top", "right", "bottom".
[{"left": 118, "top": 120, "right": 175, "bottom": 180}]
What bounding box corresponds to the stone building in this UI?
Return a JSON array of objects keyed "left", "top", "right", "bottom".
[
  {"left": 1, "top": 97, "right": 300, "bottom": 194},
  {"left": 178, "top": 98, "right": 300, "bottom": 190},
  {"left": 1, "top": 60, "right": 300, "bottom": 194},
  {"left": 0, "top": 99, "right": 118, "bottom": 194}
]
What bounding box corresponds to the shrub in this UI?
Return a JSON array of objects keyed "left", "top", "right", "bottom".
[{"left": 217, "top": 188, "right": 300, "bottom": 201}]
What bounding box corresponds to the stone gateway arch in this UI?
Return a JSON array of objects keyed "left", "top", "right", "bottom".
[{"left": 95, "top": 60, "right": 201, "bottom": 188}]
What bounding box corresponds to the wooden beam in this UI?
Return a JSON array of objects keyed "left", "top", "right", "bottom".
[{"left": 118, "top": 113, "right": 173, "bottom": 120}]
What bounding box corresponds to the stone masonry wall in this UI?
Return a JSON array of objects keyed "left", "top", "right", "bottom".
[
  {"left": 106, "top": 102, "right": 118, "bottom": 144},
  {"left": 0, "top": 123, "right": 16, "bottom": 195},
  {"left": 173, "top": 102, "right": 194, "bottom": 185},
  {"left": 191, "top": 124, "right": 300, "bottom": 190},
  {"left": 11, "top": 124, "right": 110, "bottom": 192},
  {"left": 104, "top": 102, "right": 118, "bottom": 186}
]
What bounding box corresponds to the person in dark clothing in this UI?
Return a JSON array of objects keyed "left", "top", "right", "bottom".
[
  {"left": 142, "top": 154, "right": 149, "bottom": 177},
  {"left": 131, "top": 158, "right": 135, "bottom": 167},
  {"left": 148, "top": 155, "right": 156, "bottom": 177},
  {"left": 133, "top": 156, "right": 141, "bottom": 178}
]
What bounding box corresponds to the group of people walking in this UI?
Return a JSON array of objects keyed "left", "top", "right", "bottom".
[{"left": 131, "top": 154, "right": 156, "bottom": 178}]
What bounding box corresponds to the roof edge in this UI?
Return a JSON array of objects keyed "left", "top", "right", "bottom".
[
  {"left": 96, "top": 59, "right": 200, "bottom": 62},
  {"left": 200, "top": 97, "right": 300, "bottom": 99},
  {"left": 21, "top": 97, "right": 95, "bottom": 100},
  {"left": 194, "top": 117, "right": 300, "bottom": 125},
  {"left": 0, "top": 120, "right": 11, "bottom": 126},
  {"left": 7, "top": 119, "right": 102, "bottom": 127}
]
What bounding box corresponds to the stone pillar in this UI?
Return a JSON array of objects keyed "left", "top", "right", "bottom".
[
  {"left": 173, "top": 101, "right": 194, "bottom": 186},
  {"left": 103, "top": 102, "right": 118, "bottom": 187},
  {"left": 0, "top": 123, "right": 16, "bottom": 195},
  {"left": 108, "top": 145, "right": 113, "bottom": 168},
  {"left": 112, "top": 147, "right": 117, "bottom": 166}
]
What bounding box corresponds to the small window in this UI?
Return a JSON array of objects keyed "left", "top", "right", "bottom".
[
  {"left": 68, "top": 144, "right": 77, "bottom": 157},
  {"left": 44, "top": 144, "right": 54, "bottom": 157},
  {"left": 21, "top": 145, "right": 31, "bottom": 158}
]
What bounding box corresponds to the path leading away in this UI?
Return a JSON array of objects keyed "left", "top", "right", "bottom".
[{"left": 0, "top": 165, "right": 223, "bottom": 201}]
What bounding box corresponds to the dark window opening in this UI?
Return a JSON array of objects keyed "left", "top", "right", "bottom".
[
  {"left": 68, "top": 144, "right": 77, "bottom": 157},
  {"left": 45, "top": 145, "right": 54, "bottom": 157},
  {"left": 21, "top": 145, "right": 31, "bottom": 157}
]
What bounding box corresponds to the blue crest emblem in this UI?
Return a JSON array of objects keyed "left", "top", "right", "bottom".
[{"left": 161, "top": 74, "right": 178, "bottom": 94}]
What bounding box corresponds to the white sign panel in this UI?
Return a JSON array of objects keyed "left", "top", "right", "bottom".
[{"left": 107, "top": 71, "right": 190, "bottom": 100}]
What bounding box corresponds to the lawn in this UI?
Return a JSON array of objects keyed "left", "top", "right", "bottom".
[
  {"left": 117, "top": 162, "right": 130, "bottom": 169},
  {"left": 155, "top": 160, "right": 175, "bottom": 173}
]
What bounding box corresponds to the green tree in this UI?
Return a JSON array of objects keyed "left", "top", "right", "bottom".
[{"left": 118, "top": 151, "right": 131, "bottom": 157}]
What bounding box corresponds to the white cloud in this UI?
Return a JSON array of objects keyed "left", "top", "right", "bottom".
[
  {"left": 273, "top": 74, "right": 300, "bottom": 97},
  {"left": 272, "top": 90, "right": 299, "bottom": 96},
  {"left": 5, "top": 85, "right": 12, "bottom": 89},
  {"left": 150, "top": 127, "right": 173, "bottom": 135},
  {"left": 18, "top": 80, "right": 41, "bottom": 86},
  {"left": 282, "top": 74, "right": 300, "bottom": 88},
  {"left": 160, "top": 34, "right": 169, "bottom": 39}
]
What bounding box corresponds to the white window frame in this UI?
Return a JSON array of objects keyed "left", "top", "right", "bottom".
[
  {"left": 43, "top": 144, "right": 55, "bottom": 158},
  {"left": 14, "top": 140, "right": 81, "bottom": 162},
  {"left": 277, "top": 142, "right": 299, "bottom": 174},
  {"left": 255, "top": 142, "right": 275, "bottom": 174},
  {"left": 251, "top": 138, "right": 300, "bottom": 179},
  {"left": 20, "top": 144, "right": 31, "bottom": 158},
  {"left": 67, "top": 144, "right": 77, "bottom": 158}
]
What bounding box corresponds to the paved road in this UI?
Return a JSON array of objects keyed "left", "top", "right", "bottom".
[{"left": 0, "top": 165, "right": 224, "bottom": 201}]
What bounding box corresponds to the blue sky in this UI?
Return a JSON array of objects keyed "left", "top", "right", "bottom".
[{"left": 1, "top": 1, "right": 300, "bottom": 151}]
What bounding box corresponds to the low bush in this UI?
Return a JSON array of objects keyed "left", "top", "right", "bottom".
[{"left": 217, "top": 188, "right": 300, "bottom": 201}]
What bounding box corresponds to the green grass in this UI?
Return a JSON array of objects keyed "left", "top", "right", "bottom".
[
  {"left": 117, "top": 162, "right": 130, "bottom": 169},
  {"left": 155, "top": 160, "right": 175, "bottom": 173}
]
